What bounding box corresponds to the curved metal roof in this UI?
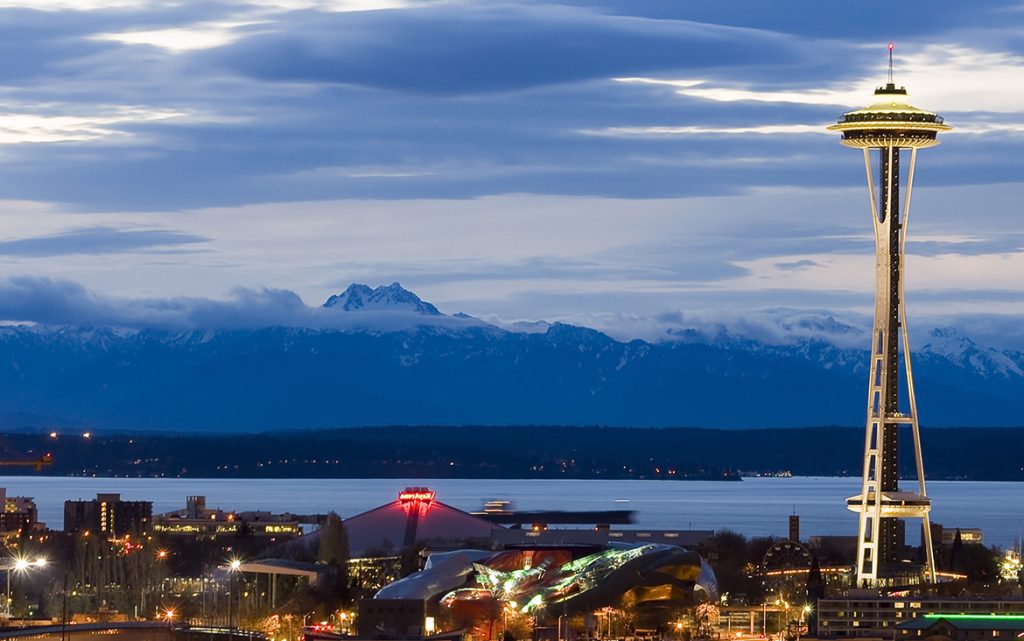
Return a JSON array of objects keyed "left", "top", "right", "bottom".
[{"left": 827, "top": 84, "right": 951, "bottom": 148}]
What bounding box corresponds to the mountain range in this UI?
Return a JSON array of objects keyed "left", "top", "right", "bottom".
[{"left": 0, "top": 283, "right": 1020, "bottom": 431}]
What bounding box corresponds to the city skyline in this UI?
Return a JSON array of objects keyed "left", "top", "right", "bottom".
[
  {"left": 0, "top": 5, "right": 1021, "bottom": 634},
  {"left": 0, "top": 1, "right": 1023, "bottom": 345}
]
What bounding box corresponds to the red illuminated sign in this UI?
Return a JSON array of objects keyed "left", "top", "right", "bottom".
[
  {"left": 399, "top": 489, "right": 436, "bottom": 503},
  {"left": 398, "top": 487, "right": 435, "bottom": 513}
]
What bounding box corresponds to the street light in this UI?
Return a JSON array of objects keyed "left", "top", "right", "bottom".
[
  {"left": 4, "top": 557, "right": 48, "bottom": 619},
  {"left": 795, "top": 605, "right": 812, "bottom": 641},
  {"left": 503, "top": 601, "right": 518, "bottom": 638},
  {"left": 227, "top": 558, "right": 242, "bottom": 629}
]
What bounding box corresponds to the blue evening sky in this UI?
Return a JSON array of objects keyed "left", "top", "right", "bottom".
[{"left": 0, "top": 0, "right": 1022, "bottom": 343}]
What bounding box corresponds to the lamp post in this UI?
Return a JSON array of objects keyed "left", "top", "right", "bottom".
[
  {"left": 61, "top": 573, "right": 68, "bottom": 641},
  {"left": 3, "top": 557, "right": 47, "bottom": 620},
  {"left": 227, "top": 559, "right": 242, "bottom": 630},
  {"left": 503, "top": 601, "right": 517, "bottom": 640}
]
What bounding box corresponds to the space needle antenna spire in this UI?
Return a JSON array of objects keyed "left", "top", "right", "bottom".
[
  {"left": 887, "top": 42, "right": 894, "bottom": 84},
  {"left": 828, "top": 47, "right": 952, "bottom": 588}
]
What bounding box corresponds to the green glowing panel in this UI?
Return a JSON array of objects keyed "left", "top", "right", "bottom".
[{"left": 922, "top": 614, "right": 1024, "bottom": 621}]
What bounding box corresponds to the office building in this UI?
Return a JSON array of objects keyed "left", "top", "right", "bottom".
[{"left": 64, "top": 493, "right": 152, "bottom": 537}]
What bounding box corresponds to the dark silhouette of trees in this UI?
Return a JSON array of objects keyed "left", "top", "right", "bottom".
[
  {"left": 705, "top": 530, "right": 749, "bottom": 597},
  {"left": 805, "top": 556, "right": 825, "bottom": 635},
  {"left": 949, "top": 529, "right": 964, "bottom": 573},
  {"left": 317, "top": 512, "right": 349, "bottom": 604},
  {"left": 958, "top": 545, "right": 1001, "bottom": 584}
]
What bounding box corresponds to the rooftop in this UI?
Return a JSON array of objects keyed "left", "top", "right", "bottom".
[
  {"left": 898, "top": 614, "right": 1024, "bottom": 631},
  {"left": 828, "top": 83, "right": 952, "bottom": 148}
]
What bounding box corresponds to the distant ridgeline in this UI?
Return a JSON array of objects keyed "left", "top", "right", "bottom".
[
  {"left": 0, "top": 283, "right": 1021, "bottom": 431},
  {"left": 0, "top": 426, "right": 1021, "bottom": 481}
]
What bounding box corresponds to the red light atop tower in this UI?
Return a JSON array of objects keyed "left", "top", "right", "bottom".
[{"left": 888, "top": 41, "right": 894, "bottom": 51}]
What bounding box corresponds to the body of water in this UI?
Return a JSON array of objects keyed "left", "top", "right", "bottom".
[{"left": 1, "top": 476, "right": 1020, "bottom": 547}]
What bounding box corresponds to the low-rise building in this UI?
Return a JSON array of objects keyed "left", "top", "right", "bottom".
[
  {"left": 818, "top": 594, "right": 1024, "bottom": 638},
  {"left": 930, "top": 522, "right": 985, "bottom": 547},
  {"left": 0, "top": 487, "right": 39, "bottom": 535},
  {"left": 357, "top": 598, "right": 426, "bottom": 638},
  {"left": 153, "top": 495, "right": 301, "bottom": 539},
  {"left": 491, "top": 525, "right": 713, "bottom": 549},
  {"left": 941, "top": 528, "right": 984, "bottom": 546},
  {"left": 896, "top": 614, "right": 1024, "bottom": 641}
]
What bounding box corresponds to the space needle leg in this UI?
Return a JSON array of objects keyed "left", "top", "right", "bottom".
[
  {"left": 871, "top": 145, "right": 898, "bottom": 581},
  {"left": 855, "top": 147, "right": 887, "bottom": 585},
  {"left": 898, "top": 148, "right": 937, "bottom": 583}
]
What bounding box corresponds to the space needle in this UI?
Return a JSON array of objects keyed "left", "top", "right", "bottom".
[{"left": 828, "top": 44, "right": 951, "bottom": 587}]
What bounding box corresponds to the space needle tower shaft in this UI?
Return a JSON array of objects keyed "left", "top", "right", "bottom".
[{"left": 827, "top": 44, "right": 951, "bottom": 587}]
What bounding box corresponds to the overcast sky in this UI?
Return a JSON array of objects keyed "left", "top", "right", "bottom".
[{"left": 0, "top": 0, "right": 1022, "bottom": 342}]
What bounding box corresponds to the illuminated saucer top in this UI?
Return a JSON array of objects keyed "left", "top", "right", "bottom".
[{"left": 827, "top": 44, "right": 951, "bottom": 148}]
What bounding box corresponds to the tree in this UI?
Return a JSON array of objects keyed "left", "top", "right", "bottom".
[
  {"left": 399, "top": 544, "right": 426, "bottom": 579},
  {"left": 949, "top": 529, "right": 964, "bottom": 573},
  {"left": 805, "top": 556, "right": 825, "bottom": 635},
  {"left": 958, "top": 545, "right": 1000, "bottom": 585},
  {"left": 317, "top": 512, "right": 349, "bottom": 603},
  {"left": 705, "top": 531, "right": 750, "bottom": 599}
]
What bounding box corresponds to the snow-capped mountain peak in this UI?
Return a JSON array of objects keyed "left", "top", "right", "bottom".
[
  {"left": 920, "top": 327, "right": 1023, "bottom": 378},
  {"left": 921, "top": 327, "right": 980, "bottom": 359},
  {"left": 323, "top": 282, "right": 441, "bottom": 315}
]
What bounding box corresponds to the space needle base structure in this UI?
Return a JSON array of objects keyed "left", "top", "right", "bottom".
[{"left": 828, "top": 47, "right": 951, "bottom": 588}]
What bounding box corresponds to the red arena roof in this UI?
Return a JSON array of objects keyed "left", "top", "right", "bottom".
[{"left": 345, "top": 487, "right": 499, "bottom": 557}]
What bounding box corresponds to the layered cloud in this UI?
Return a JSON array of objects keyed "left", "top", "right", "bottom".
[
  {"left": 3, "top": 275, "right": 1023, "bottom": 358},
  {"left": 0, "top": 276, "right": 490, "bottom": 332},
  {"left": 0, "top": 106, "right": 186, "bottom": 144},
  {"left": 0, "top": 226, "right": 207, "bottom": 256},
  {"left": 0, "top": 0, "right": 1020, "bottom": 332},
  {"left": 211, "top": 4, "right": 800, "bottom": 94}
]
